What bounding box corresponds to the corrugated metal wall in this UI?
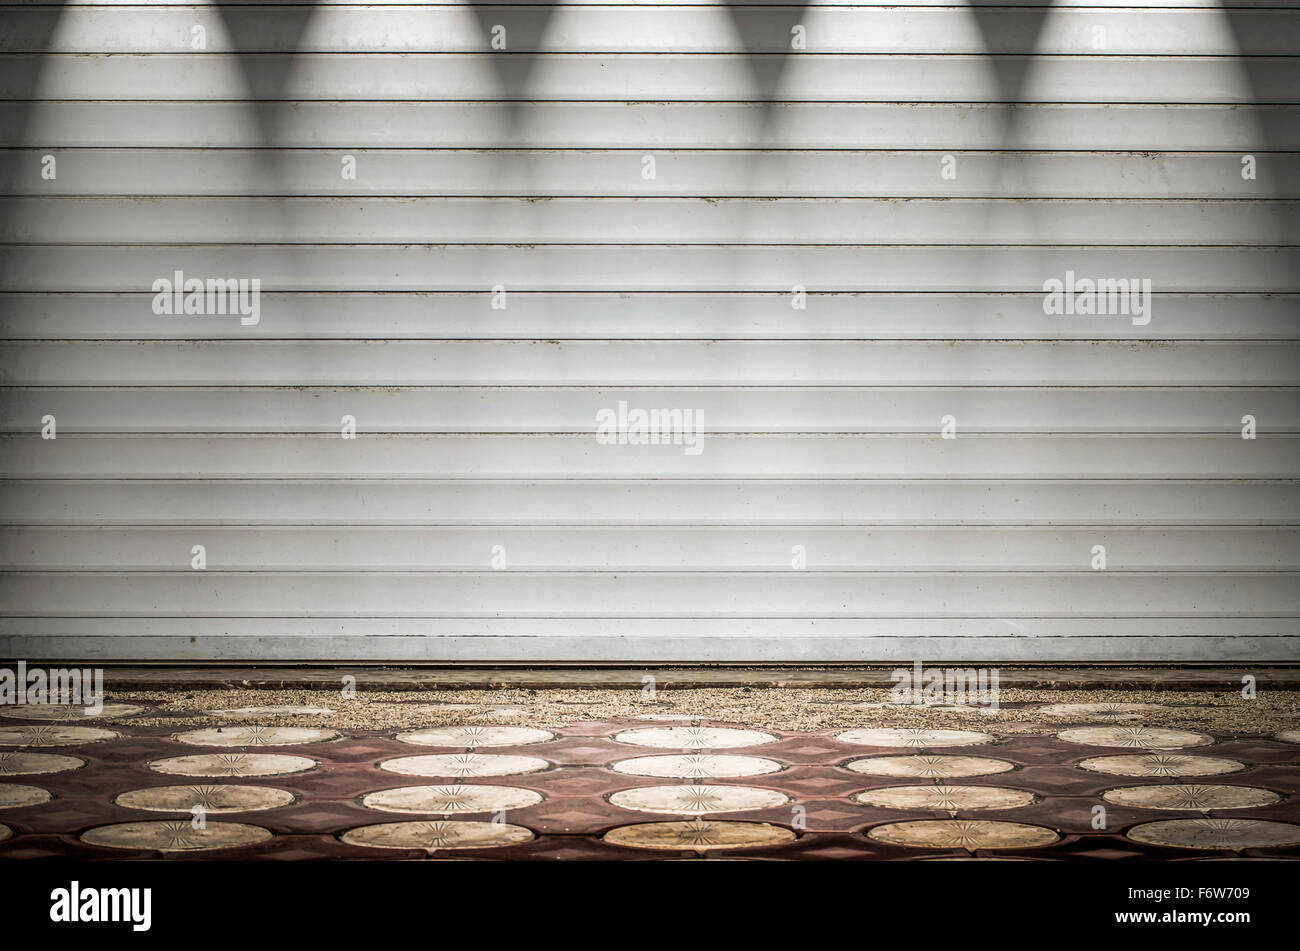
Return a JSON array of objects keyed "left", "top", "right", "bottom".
[{"left": 0, "top": 0, "right": 1297, "bottom": 663}]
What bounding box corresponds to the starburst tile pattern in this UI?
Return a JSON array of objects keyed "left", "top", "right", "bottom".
[
  {"left": 612, "top": 727, "right": 776, "bottom": 749},
  {"left": 148, "top": 752, "right": 318, "bottom": 777},
  {"left": 1125, "top": 818, "right": 1300, "bottom": 851},
  {"left": 1, "top": 703, "right": 1298, "bottom": 861},
  {"left": 361, "top": 784, "right": 544, "bottom": 814},
  {"left": 81, "top": 820, "right": 273, "bottom": 851},
  {"left": 1057, "top": 727, "right": 1213, "bottom": 750},
  {"left": 609, "top": 753, "right": 783, "bottom": 778},
  {"left": 394, "top": 726, "right": 554, "bottom": 748},
  {"left": 173, "top": 726, "right": 339, "bottom": 747},
  {"left": 836, "top": 728, "right": 993, "bottom": 749},
  {"left": 409, "top": 704, "right": 528, "bottom": 718},
  {"left": 0, "top": 784, "right": 51, "bottom": 809},
  {"left": 1036, "top": 702, "right": 1175, "bottom": 720},
  {"left": 1076, "top": 753, "right": 1246, "bottom": 777},
  {"left": 852, "top": 785, "right": 1036, "bottom": 812},
  {"left": 1102, "top": 785, "right": 1281, "bottom": 811},
  {"left": 212, "top": 705, "right": 333, "bottom": 717},
  {"left": 0, "top": 703, "right": 145, "bottom": 721},
  {"left": 609, "top": 784, "right": 789, "bottom": 815},
  {"left": 378, "top": 752, "right": 550, "bottom": 778},
  {"left": 868, "top": 819, "right": 1059, "bottom": 850},
  {"left": 843, "top": 754, "right": 1015, "bottom": 778},
  {"left": 341, "top": 820, "right": 533, "bottom": 852},
  {"left": 0, "top": 725, "right": 117, "bottom": 747},
  {"left": 0, "top": 751, "right": 83, "bottom": 776},
  {"left": 115, "top": 784, "right": 297, "bottom": 814},
  {"left": 603, "top": 818, "right": 796, "bottom": 852}
]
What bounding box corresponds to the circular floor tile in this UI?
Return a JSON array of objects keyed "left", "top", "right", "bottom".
[
  {"left": 394, "top": 726, "right": 553, "bottom": 748},
  {"left": 410, "top": 704, "right": 527, "bottom": 717},
  {"left": 148, "top": 752, "right": 318, "bottom": 778},
  {"left": 173, "top": 726, "right": 338, "bottom": 747},
  {"left": 634, "top": 714, "right": 698, "bottom": 721},
  {"left": 612, "top": 727, "right": 776, "bottom": 750},
  {"left": 0, "top": 751, "right": 84, "bottom": 776},
  {"left": 837, "top": 728, "right": 993, "bottom": 749},
  {"left": 0, "top": 725, "right": 117, "bottom": 747},
  {"left": 1102, "top": 784, "right": 1281, "bottom": 811},
  {"left": 843, "top": 701, "right": 983, "bottom": 713},
  {"left": 844, "top": 754, "right": 1015, "bottom": 779},
  {"left": 603, "top": 818, "right": 796, "bottom": 852},
  {"left": 868, "top": 819, "right": 1059, "bottom": 850},
  {"left": 853, "top": 785, "right": 1036, "bottom": 812},
  {"left": 115, "top": 784, "right": 297, "bottom": 814},
  {"left": 0, "top": 703, "right": 145, "bottom": 721},
  {"left": 1037, "top": 702, "right": 1174, "bottom": 720},
  {"left": 1126, "top": 818, "right": 1300, "bottom": 851},
  {"left": 610, "top": 784, "right": 789, "bottom": 815},
  {"left": 342, "top": 820, "right": 533, "bottom": 852},
  {"left": 378, "top": 753, "right": 549, "bottom": 778},
  {"left": 0, "top": 823, "right": 10, "bottom": 842},
  {"left": 361, "top": 784, "right": 543, "bottom": 814},
  {"left": 1274, "top": 729, "right": 1300, "bottom": 744},
  {"left": 0, "top": 784, "right": 51, "bottom": 809},
  {"left": 1057, "top": 727, "right": 1213, "bottom": 750},
  {"left": 81, "top": 820, "right": 271, "bottom": 852},
  {"left": 609, "top": 753, "right": 783, "bottom": 778},
  {"left": 212, "top": 705, "right": 332, "bottom": 717},
  {"left": 1077, "top": 753, "right": 1245, "bottom": 777}
]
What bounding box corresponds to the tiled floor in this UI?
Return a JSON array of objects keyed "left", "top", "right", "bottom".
[{"left": 1, "top": 701, "right": 1298, "bottom": 860}]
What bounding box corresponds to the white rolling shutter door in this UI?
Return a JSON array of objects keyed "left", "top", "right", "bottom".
[{"left": 0, "top": 0, "right": 1297, "bottom": 662}]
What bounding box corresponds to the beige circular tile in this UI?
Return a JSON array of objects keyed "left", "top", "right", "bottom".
[
  {"left": 844, "top": 754, "right": 1015, "bottom": 779},
  {"left": 212, "top": 705, "right": 332, "bottom": 717},
  {"left": 0, "top": 751, "right": 84, "bottom": 776},
  {"left": 843, "top": 701, "right": 983, "bottom": 713},
  {"left": 869, "top": 819, "right": 1059, "bottom": 850},
  {"left": 0, "top": 725, "right": 117, "bottom": 747},
  {"left": 342, "top": 820, "right": 533, "bottom": 852},
  {"left": 0, "top": 703, "right": 145, "bottom": 721},
  {"left": 378, "top": 753, "right": 549, "bottom": 778},
  {"left": 0, "top": 823, "right": 10, "bottom": 842},
  {"left": 148, "top": 752, "right": 317, "bottom": 778},
  {"left": 609, "top": 753, "right": 783, "bottom": 779},
  {"left": 610, "top": 784, "right": 789, "bottom": 815},
  {"left": 1077, "top": 753, "right": 1245, "bottom": 777},
  {"left": 612, "top": 727, "right": 776, "bottom": 750},
  {"left": 0, "top": 784, "right": 51, "bottom": 809},
  {"left": 394, "top": 726, "right": 553, "bottom": 748},
  {"left": 603, "top": 818, "right": 796, "bottom": 852},
  {"left": 837, "top": 728, "right": 993, "bottom": 749},
  {"left": 853, "top": 785, "right": 1036, "bottom": 812},
  {"left": 361, "top": 784, "right": 543, "bottom": 815},
  {"left": 82, "top": 820, "right": 271, "bottom": 852},
  {"left": 635, "top": 714, "right": 699, "bottom": 721},
  {"left": 1057, "top": 727, "right": 1212, "bottom": 750},
  {"left": 115, "top": 784, "right": 296, "bottom": 814},
  {"left": 410, "top": 704, "right": 527, "bottom": 717},
  {"left": 173, "top": 726, "right": 338, "bottom": 747},
  {"left": 1102, "top": 784, "right": 1281, "bottom": 811},
  {"left": 1037, "top": 702, "right": 1174, "bottom": 721},
  {"left": 1126, "top": 818, "right": 1300, "bottom": 851},
  {"left": 1274, "top": 729, "right": 1300, "bottom": 744}
]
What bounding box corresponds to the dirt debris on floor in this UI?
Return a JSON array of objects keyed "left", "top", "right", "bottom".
[{"left": 105, "top": 685, "right": 1300, "bottom": 736}]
